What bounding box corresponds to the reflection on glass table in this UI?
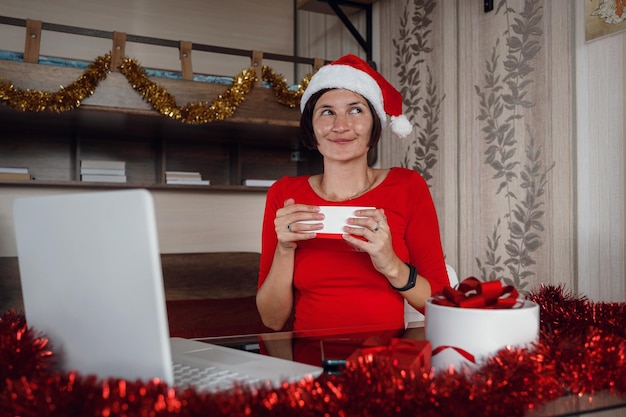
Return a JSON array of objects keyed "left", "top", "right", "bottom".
[{"left": 197, "top": 321, "right": 626, "bottom": 417}]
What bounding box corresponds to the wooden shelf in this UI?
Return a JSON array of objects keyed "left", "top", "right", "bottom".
[
  {"left": 0, "top": 60, "right": 301, "bottom": 127},
  {"left": 0, "top": 179, "right": 274, "bottom": 193},
  {"left": 0, "top": 104, "right": 322, "bottom": 190}
]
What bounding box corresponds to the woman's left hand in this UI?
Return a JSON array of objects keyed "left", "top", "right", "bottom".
[{"left": 342, "top": 208, "right": 398, "bottom": 276}]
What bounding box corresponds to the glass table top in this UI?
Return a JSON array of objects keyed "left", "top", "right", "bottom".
[{"left": 197, "top": 322, "right": 626, "bottom": 417}]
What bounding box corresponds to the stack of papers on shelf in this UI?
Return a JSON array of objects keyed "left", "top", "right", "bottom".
[
  {"left": 81, "top": 160, "right": 127, "bottom": 183},
  {"left": 243, "top": 179, "right": 276, "bottom": 187},
  {"left": 0, "top": 166, "right": 31, "bottom": 181},
  {"left": 165, "top": 171, "right": 210, "bottom": 185}
]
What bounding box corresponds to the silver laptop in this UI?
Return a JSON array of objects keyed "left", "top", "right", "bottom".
[{"left": 13, "top": 189, "right": 322, "bottom": 392}]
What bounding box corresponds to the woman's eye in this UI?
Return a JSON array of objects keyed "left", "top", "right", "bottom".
[
  {"left": 350, "top": 107, "right": 363, "bottom": 114},
  {"left": 321, "top": 109, "right": 333, "bottom": 116}
]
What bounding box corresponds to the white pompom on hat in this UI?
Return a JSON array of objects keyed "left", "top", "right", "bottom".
[{"left": 300, "top": 54, "right": 413, "bottom": 139}]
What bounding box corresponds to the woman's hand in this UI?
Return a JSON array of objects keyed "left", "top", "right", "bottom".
[
  {"left": 342, "top": 208, "right": 400, "bottom": 277},
  {"left": 258, "top": 199, "right": 323, "bottom": 330},
  {"left": 274, "top": 198, "right": 324, "bottom": 250},
  {"left": 342, "top": 208, "right": 432, "bottom": 307}
]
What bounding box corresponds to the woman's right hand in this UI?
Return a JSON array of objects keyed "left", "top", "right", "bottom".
[
  {"left": 274, "top": 198, "right": 323, "bottom": 249},
  {"left": 258, "top": 199, "right": 322, "bottom": 330}
]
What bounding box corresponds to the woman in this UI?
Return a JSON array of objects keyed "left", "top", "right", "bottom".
[{"left": 256, "top": 54, "right": 449, "bottom": 333}]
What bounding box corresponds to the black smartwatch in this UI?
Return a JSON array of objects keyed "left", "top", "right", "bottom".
[{"left": 391, "top": 263, "right": 417, "bottom": 292}]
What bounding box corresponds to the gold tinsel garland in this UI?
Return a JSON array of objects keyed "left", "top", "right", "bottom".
[
  {"left": 0, "top": 54, "right": 111, "bottom": 112},
  {"left": 118, "top": 57, "right": 257, "bottom": 124},
  {"left": 262, "top": 65, "right": 310, "bottom": 109},
  {"left": 0, "top": 52, "right": 312, "bottom": 123}
]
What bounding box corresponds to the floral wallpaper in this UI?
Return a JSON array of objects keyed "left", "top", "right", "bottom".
[
  {"left": 381, "top": 0, "right": 574, "bottom": 292},
  {"left": 471, "top": 0, "right": 555, "bottom": 290},
  {"left": 393, "top": 0, "right": 444, "bottom": 183}
]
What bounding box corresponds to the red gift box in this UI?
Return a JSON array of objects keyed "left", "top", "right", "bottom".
[{"left": 346, "top": 338, "right": 431, "bottom": 372}]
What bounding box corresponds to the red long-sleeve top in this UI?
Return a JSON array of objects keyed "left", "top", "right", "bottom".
[{"left": 258, "top": 167, "right": 449, "bottom": 332}]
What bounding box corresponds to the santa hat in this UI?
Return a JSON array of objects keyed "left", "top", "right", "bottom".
[{"left": 300, "top": 54, "right": 413, "bottom": 139}]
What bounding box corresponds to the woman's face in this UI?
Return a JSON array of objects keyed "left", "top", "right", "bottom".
[{"left": 312, "top": 89, "right": 374, "bottom": 164}]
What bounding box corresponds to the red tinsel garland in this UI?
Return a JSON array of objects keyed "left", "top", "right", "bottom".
[{"left": 1, "top": 285, "right": 625, "bottom": 417}]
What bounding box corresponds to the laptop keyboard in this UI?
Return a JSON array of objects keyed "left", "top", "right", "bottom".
[{"left": 173, "top": 362, "right": 262, "bottom": 392}]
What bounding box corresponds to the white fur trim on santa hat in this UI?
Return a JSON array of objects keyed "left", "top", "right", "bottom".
[
  {"left": 300, "top": 64, "right": 388, "bottom": 128},
  {"left": 390, "top": 115, "right": 413, "bottom": 139}
]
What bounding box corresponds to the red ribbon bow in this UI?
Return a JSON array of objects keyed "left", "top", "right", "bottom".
[{"left": 432, "top": 277, "right": 520, "bottom": 309}]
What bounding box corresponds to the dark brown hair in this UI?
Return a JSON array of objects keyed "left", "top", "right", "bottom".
[{"left": 299, "top": 88, "right": 382, "bottom": 151}]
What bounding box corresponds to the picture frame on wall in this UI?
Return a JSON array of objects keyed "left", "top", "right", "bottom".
[{"left": 586, "top": 0, "right": 626, "bottom": 41}]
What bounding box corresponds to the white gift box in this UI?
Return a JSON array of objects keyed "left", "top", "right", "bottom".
[{"left": 425, "top": 298, "right": 540, "bottom": 371}]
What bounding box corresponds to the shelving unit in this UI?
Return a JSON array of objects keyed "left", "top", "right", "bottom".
[
  {"left": 0, "top": 15, "right": 326, "bottom": 192},
  {"left": 0, "top": 105, "right": 322, "bottom": 191}
]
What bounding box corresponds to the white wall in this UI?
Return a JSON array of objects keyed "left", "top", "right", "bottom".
[
  {"left": 575, "top": 0, "right": 625, "bottom": 301},
  {"left": 0, "top": 187, "right": 267, "bottom": 256}
]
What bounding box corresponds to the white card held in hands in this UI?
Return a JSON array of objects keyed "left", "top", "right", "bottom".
[{"left": 299, "top": 206, "right": 375, "bottom": 236}]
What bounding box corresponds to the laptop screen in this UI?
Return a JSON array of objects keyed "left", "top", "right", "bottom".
[{"left": 14, "top": 189, "right": 174, "bottom": 383}]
